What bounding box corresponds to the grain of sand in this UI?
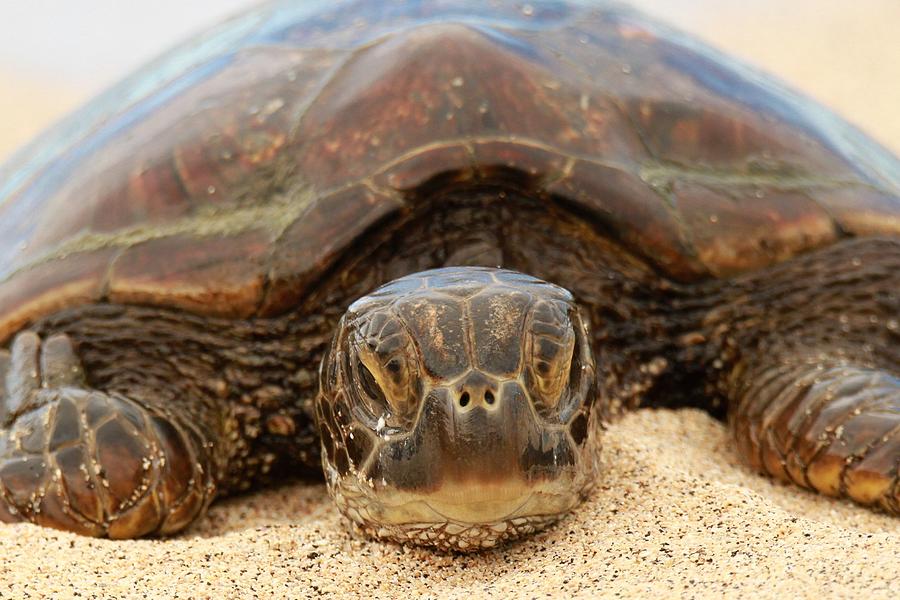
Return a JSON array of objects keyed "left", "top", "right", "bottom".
[{"left": 0, "top": 2, "right": 898, "bottom": 598}]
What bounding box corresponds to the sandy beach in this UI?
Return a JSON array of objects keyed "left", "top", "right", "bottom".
[
  {"left": 0, "top": 2, "right": 897, "bottom": 598},
  {"left": 0, "top": 409, "right": 896, "bottom": 598}
]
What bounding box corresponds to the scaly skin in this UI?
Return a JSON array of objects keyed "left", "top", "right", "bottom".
[{"left": 711, "top": 238, "right": 900, "bottom": 514}]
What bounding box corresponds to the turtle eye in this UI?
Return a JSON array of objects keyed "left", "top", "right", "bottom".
[
  {"left": 527, "top": 301, "right": 576, "bottom": 410},
  {"left": 357, "top": 359, "right": 386, "bottom": 406},
  {"left": 353, "top": 345, "right": 416, "bottom": 421}
]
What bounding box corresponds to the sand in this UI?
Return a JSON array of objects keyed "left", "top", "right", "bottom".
[
  {"left": 0, "top": 2, "right": 899, "bottom": 599},
  {"left": 0, "top": 409, "right": 896, "bottom": 599}
]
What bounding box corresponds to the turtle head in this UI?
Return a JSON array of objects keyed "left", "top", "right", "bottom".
[{"left": 315, "top": 267, "right": 599, "bottom": 551}]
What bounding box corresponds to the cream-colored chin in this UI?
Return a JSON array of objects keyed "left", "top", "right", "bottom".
[
  {"left": 338, "top": 483, "right": 584, "bottom": 551},
  {"left": 378, "top": 476, "right": 584, "bottom": 524}
]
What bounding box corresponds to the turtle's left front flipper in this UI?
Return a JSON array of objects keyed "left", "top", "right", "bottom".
[{"left": 718, "top": 238, "right": 900, "bottom": 514}]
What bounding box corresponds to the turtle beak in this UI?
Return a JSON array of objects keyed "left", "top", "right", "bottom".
[{"left": 365, "top": 377, "right": 583, "bottom": 524}]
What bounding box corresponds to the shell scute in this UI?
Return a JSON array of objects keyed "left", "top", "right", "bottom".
[
  {"left": 811, "top": 187, "right": 900, "bottom": 237},
  {"left": 0, "top": 249, "right": 117, "bottom": 342},
  {"left": 623, "top": 99, "right": 855, "bottom": 180},
  {"left": 1, "top": 44, "right": 342, "bottom": 281},
  {"left": 108, "top": 229, "right": 275, "bottom": 317},
  {"left": 546, "top": 160, "right": 707, "bottom": 280},
  {"left": 293, "top": 22, "right": 648, "bottom": 191},
  {"left": 672, "top": 182, "right": 838, "bottom": 277},
  {"left": 261, "top": 184, "right": 404, "bottom": 315}
]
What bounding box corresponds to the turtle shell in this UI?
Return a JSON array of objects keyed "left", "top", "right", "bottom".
[{"left": 1, "top": 0, "right": 899, "bottom": 344}]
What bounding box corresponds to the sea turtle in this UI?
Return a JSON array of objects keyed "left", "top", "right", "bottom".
[{"left": 0, "top": 0, "right": 898, "bottom": 552}]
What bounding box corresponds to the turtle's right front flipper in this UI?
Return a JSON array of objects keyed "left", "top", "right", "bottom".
[{"left": 0, "top": 332, "right": 218, "bottom": 538}]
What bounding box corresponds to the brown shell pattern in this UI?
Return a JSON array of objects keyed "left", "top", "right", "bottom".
[{"left": 1, "top": 0, "right": 898, "bottom": 343}]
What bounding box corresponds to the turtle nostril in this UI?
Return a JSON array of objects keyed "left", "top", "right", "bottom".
[
  {"left": 459, "top": 391, "right": 470, "bottom": 407},
  {"left": 484, "top": 390, "right": 495, "bottom": 405}
]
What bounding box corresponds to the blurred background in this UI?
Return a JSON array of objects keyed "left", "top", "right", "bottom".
[{"left": 0, "top": 0, "right": 898, "bottom": 161}]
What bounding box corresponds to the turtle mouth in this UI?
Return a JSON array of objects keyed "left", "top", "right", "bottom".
[
  {"left": 369, "top": 469, "right": 585, "bottom": 525},
  {"left": 325, "top": 456, "right": 592, "bottom": 551},
  {"left": 402, "top": 478, "right": 541, "bottom": 523},
  {"left": 321, "top": 386, "right": 599, "bottom": 551}
]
